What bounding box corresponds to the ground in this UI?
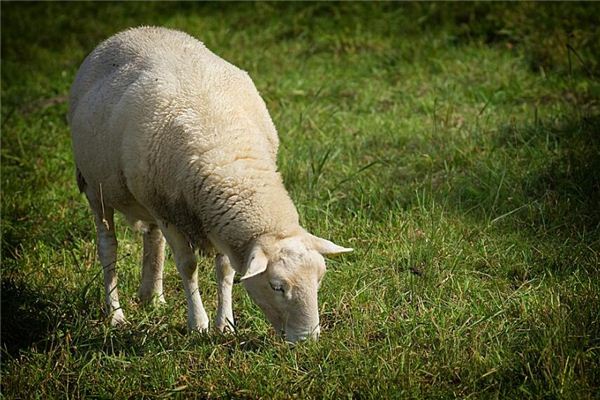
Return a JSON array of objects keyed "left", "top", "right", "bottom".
[{"left": 1, "top": 3, "right": 599, "bottom": 398}]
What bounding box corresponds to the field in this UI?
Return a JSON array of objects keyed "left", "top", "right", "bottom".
[{"left": 2, "top": 2, "right": 599, "bottom": 398}]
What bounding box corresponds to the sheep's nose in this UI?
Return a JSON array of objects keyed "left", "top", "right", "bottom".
[{"left": 285, "top": 325, "right": 320, "bottom": 343}]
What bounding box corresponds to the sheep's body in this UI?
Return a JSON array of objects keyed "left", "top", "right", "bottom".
[
  {"left": 70, "top": 27, "right": 298, "bottom": 264},
  {"left": 70, "top": 27, "right": 351, "bottom": 340}
]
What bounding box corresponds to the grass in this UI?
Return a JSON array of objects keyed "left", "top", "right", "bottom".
[{"left": 2, "top": 2, "right": 599, "bottom": 398}]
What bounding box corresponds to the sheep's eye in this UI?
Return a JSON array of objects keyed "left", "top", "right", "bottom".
[{"left": 269, "top": 282, "right": 285, "bottom": 293}]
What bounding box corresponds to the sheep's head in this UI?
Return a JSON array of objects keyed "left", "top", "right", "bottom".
[{"left": 241, "top": 232, "right": 352, "bottom": 342}]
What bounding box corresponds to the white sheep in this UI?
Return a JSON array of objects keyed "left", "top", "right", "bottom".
[{"left": 68, "top": 26, "right": 352, "bottom": 342}]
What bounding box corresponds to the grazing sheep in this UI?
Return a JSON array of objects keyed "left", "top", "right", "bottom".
[{"left": 68, "top": 27, "right": 352, "bottom": 342}]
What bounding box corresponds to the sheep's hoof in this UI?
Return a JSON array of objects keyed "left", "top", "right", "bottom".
[
  {"left": 109, "top": 310, "right": 127, "bottom": 327},
  {"left": 215, "top": 319, "right": 235, "bottom": 334},
  {"left": 189, "top": 319, "right": 210, "bottom": 333},
  {"left": 138, "top": 291, "right": 166, "bottom": 307}
]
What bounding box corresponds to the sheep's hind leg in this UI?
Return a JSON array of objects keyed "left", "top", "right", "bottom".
[
  {"left": 158, "top": 222, "right": 209, "bottom": 331},
  {"left": 215, "top": 254, "right": 235, "bottom": 332},
  {"left": 138, "top": 223, "right": 166, "bottom": 305},
  {"left": 92, "top": 207, "right": 126, "bottom": 326}
]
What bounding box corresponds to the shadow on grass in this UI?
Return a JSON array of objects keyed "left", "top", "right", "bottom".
[
  {"left": 461, "top": 112, "right": 600, "bottom": 236},
  {"left": 336, "top": 111, "right": 599, "bottom": 244},
  {"left": 0, "top": 279, "right": 58, "bottom": 357},
  {"left": 0, "top": 275, "right": 276, "bottom": 363}
]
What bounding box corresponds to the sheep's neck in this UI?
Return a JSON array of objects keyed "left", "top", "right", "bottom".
[{"left": 188, "top": 157, "right": 300, "bottom": 265}]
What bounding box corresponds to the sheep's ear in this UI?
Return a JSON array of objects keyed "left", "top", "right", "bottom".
[
  {"left": 240, "top": 246, "right": 269, "bottom": 281},
  {"left": 305, "top": 233, "right": 353, "bottom": 256}
]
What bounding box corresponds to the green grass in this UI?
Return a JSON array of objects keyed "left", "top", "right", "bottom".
[{"left": 2, "top": 2, "right": 599, "bottom": 398}]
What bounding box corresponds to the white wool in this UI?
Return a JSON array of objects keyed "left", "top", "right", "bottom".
[
  {"left": 70, "top": 27, "right": 351, "bottom": 340},
  {"left": 70, "top": 27, "right": 296, "bottom": 262}
]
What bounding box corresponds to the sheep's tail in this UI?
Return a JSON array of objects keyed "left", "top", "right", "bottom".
[{"left": 76, "top": 167, "right": 87, "bottom": 193}]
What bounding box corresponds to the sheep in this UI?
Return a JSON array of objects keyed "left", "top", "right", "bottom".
[{"left": 68, "top": 26, "right": 352, "bottom": 342}]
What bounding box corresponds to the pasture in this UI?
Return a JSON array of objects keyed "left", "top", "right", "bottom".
[{"left": 1, "top": 3, "right": 599, "bottom": 398}]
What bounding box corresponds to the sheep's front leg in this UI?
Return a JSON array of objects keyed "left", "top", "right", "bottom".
[
  {"left": 215, "top": 254, "right": 235, "bottom": 332},
  {"left": 138, "top": 223, "right": 166, "bottom": 304},
  {"left": 93, "top": 208, "right": 126, "bottom": 326},
  {"left": 158, "top": 222, "right": 209, "bottom": 331}
]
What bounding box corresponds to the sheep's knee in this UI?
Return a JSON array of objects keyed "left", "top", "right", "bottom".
[{"left": 175, "top": 254, "right": 198, "bottom": 281}]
